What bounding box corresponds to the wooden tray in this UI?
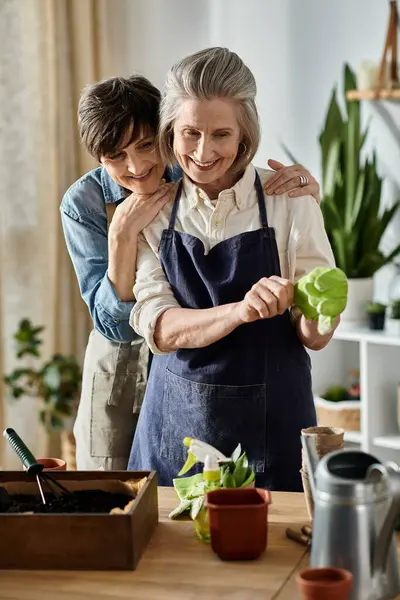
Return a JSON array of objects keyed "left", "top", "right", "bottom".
[{"left": 0, "top": 470, "right": 158, "bottom": 570}]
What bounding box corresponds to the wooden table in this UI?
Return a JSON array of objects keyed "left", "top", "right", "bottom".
[{"left": 0, "top": 488, "right": 397, "bottom": 600}]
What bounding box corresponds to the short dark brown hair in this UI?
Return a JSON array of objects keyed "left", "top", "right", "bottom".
[{"left": 78, "top": 75, "right": 161, "bottom": 160}]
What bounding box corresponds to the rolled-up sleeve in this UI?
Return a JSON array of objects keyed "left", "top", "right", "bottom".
[
  {"left": 292, "top": 196, "right": 336, "bottom": 281},
  {"left": 60, "top": 206, "right": 137, "bottom": 343},
  {"left": 130, "top": 233, "right": 180, "bottom": 354}
]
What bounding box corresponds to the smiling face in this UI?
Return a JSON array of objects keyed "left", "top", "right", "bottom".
[
  {"left": 173, "top": 97, "right": 242, "bottom": 196},
  {"left": 100, "top": 127, "right": 165, "bottom": 195}
]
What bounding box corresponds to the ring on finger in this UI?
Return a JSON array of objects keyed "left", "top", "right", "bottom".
[{"left": 299, "top": 174, "right": 308, "bottom": 187}]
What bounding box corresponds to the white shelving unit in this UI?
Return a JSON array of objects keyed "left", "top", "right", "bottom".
[{"left": 309, "top": 323, "right": 400, "bottom": 463}]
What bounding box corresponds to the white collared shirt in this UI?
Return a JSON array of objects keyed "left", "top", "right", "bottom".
[{"left": 130, "top": 164, "right": 335, "bottom": 354}]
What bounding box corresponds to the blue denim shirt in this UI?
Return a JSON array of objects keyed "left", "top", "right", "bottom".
[{"left": 60, "top": 165, "right": 181, "bottom": 343}]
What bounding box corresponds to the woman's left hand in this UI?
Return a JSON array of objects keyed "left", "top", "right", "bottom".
[{"left": 263, "top": 159, "right": 321, "bottom": 205}]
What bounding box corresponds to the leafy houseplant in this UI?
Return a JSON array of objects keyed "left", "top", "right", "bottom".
[
  {"left": 366, "top": 302, "right": 386, "bottom": 331},
  {"left": 314, "top": 64, "right": 400, "bottom": 276},
  {"left": 322, "top": 385, "right": 350, "bottom": 402},
  {"left": 390, "top": 300, "right": 400, "bottom": 320},
  {"left": 169, "top": 440, "right": 255, "bottom": 521},
  {"left": 4, "top": 319, "right": 82, "bottom": 464},
  {"left": 284, "top": 64, "right": 400, "bottom": 322},
  {"left": 387, "top": 300, "right": 400, "bottom": 336}
]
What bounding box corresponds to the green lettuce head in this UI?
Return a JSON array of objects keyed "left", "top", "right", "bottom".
[{"left": 294, "top": 267, "right": 348, "bottom": 335}]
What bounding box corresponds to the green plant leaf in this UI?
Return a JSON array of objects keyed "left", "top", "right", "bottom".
[
  {"left": 173, "top": 473, "right": 204, "bottom": 501},
  {"left": 190, "top": 496, "right": 204, "bottom": 520},
  {"left": 319, "top": 87, "right": 343, "bottom": 186},
  {"left": 233, "top": 454, "right": 249, "bottom": 487},
  {"left": 168, "top": 498, "right": 192, "bottom": 519},
  {"left": 241, "top": 469, "right": 256, "bottom": 488},
  {"left": 230, "top": 443, "right": 242, "bottom": 463},
  {"left": 347, "top": 170, "right": 365, "bottom": 232},
  {"left": 222, "top": 470, "right": 236, "bottom": 488},
  {"left": 323, "top": 139, "right": 341, "bottom": 199}
]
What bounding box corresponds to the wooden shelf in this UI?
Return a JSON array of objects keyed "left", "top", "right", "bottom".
[
  {"left": 373, "top": 435, "right": 400, "bottom": 450},
  {"left": 346, "top": 88, "right": 400, "bottom": 101},
  {"left": 345, "top": 431, "right": 362, "bottom": 444}
]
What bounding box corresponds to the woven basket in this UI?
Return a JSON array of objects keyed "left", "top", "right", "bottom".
[{"left": 314, "top": 396, "right": 361, "bottom": 432}]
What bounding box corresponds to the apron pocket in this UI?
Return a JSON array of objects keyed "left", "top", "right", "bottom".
[
  {"left": 160, "top": 369, "right": 266, "bottom": 473},
  {"left": 90, "top": 372, "right": 137, "bottom": 459}
]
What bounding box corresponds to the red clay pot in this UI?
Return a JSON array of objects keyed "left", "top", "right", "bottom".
[
  {"left": 36, "top": 458, "right": 67, "bottom": 471},
  {"left": 205, "top": 487, "right": 271, "bottom": 561},
  {"left": 296, "top": 567, "right": 353, "bottom": 600}
]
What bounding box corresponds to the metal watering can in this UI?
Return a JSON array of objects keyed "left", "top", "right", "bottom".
[{"left": 302, "top": 436, "right": 400, "bottom": 600}]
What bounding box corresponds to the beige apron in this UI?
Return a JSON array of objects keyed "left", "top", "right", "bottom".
[{"left": 73, "top": 202, "right": 148, "bottom": 470}]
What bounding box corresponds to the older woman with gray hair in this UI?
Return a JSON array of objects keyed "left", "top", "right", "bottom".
[{"left": 128, "top": 47, "right": 337, "bottom": 491}]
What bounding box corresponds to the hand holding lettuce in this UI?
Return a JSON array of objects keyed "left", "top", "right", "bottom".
[{"left": 294, "top": 267, "right": 348, "bottom": 335}]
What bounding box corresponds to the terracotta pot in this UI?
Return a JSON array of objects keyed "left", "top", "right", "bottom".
[
  {"left": 205, "top": 487, "right": 271, "bottom": 561},
  {"left": 296, "top": 567, "right": 353, "bottom": 600},
  {"left": 36, "top": 458, "right": 67, "bottom": 471}
]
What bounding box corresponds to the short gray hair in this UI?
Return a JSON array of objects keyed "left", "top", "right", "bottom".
[{"left": 158, "top": 47, "right": 260, "bottom": 172}]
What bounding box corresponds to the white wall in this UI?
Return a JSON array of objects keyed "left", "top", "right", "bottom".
[
  {"left": 109, "top": 0, "right": 213, "bottom": 88},
  {"left": 113, "top": 0, "right": 400, "bottom": 300}
]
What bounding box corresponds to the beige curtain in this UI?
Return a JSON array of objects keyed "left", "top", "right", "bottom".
[{"left": 0, "top": 0, "right": 116, "bottom": 467}]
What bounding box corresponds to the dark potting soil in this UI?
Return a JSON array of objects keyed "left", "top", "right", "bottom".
[{"left": 0, "top": 489, "right": 133, "bottom": 514}]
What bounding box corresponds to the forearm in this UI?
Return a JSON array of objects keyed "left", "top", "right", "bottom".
[
  {"left": 296, "top": 315, "right": 340, "bottom": 350},
  {"left": 154, "top": 303, "right": 243, "bottom": 352},
  {"left": 107, "top": 233, "right": 138, "bottom": 302}
]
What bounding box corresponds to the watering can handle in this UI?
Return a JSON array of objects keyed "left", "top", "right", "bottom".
[{"left": 368, "top": 462, "right": 400, "bottom": 576}]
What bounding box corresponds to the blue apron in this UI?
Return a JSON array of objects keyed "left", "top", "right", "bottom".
[{"left": 128, "top": 171, "right": 316, "bottom": 491}]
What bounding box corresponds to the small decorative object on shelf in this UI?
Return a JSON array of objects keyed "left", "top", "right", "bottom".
[
  {"left": 387, "top": 263, "right": 400, "bottom": 335},
  {"left": 387, "top": 300, "right": 400, "bottom": 336},
  {"left": 347, "top": 0, "right": 399, "bottom": 101},
  {"left": 357, "top": 60, "right": 381, "bottom": 91},
  {"left": 348, "top": 370, "right": 361, "bottom": 400},
  {"left": 366, "top": 302, "right": 386, "bottom": 331},
  {"left": 315, "top": 371, "right": 361, "bottom": 432}
]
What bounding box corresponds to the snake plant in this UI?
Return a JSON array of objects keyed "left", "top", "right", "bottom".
[{"left": 284, "top": 64, "right": 400, "bottom": 278}]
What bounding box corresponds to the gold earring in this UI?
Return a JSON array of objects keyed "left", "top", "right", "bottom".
[{"left": 238, "top": 142, "right": 247, "bottom": 156}]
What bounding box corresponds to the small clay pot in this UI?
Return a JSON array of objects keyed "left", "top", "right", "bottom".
[
  {"left": 296, "top": 567, "right": 353, "bottom": 600},
  {"left": 205, "top": 487, "right": 271, "bottom": 561},
  {"left": 35, "top": 458, "right": 66, "bottom": 471}
]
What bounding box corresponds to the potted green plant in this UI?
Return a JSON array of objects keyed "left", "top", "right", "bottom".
[
  {"left": 387, "top": 300, "right": 400, "bottom": 336},
  {"left": 366, "top": 302, "right": 386, "bottom": 331},
  {"left": 3, "top": 319, "right": 82, "bottom": 468},
  {"left": 284, "top": 64, "right": 400, "bottom": 325}
]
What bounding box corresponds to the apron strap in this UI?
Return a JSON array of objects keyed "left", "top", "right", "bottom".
[
  {"left": 254, "top": 171, "right": 269, "bottom": 229},
  {"left": 168, "top": 180, "right": 184, "bottom": 231}
]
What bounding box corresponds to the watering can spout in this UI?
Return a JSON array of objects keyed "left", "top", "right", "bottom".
[{"left": 300, "top": 434, "right": 318, "bottom": 498}]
